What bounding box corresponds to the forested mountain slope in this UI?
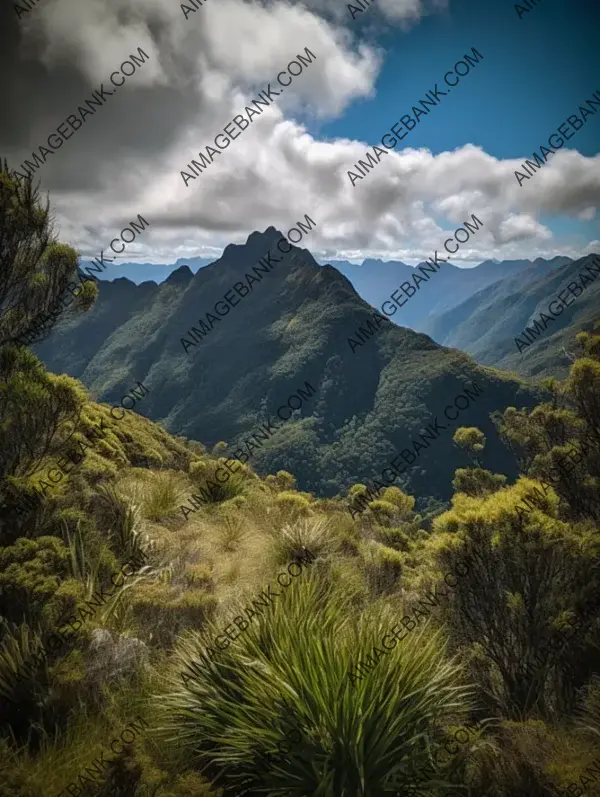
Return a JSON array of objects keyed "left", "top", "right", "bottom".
[
  {"left": 425, "top": 252, "right": 600, "bottom": 379},
  {"left": 331, "top": 256, "right": 572, "bottom": 332},
  {"left": 34, "top": 227, "right": 542, "bottom": 502}
]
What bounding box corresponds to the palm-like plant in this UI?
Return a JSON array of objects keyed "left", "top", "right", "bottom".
[{"left": 156, "top": 571, "right": 474, "bottom": 796}]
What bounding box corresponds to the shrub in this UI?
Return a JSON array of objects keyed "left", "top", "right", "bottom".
[
  {"left": 367, "top": 499, "right": 398, "bottom": 526},
  {"left": 188, "top": 459, "right": 251, "bottom": 504},
  {"left": 265, "top": 470, "right": 297, "bottom": 492},
  {"left": 375, "top": 527, "right": 411, "bottom": 552},
  {"left": 159, "top": 573, "right": 474, "bottom": 796},
  {"left": 361, "top": 541, "right": 403, "bottom": 596},
  {"left": 274, "top": 491, "right": 312, "bottom": 518},
  {"left": 380, "top": 486, "right": 415, "bottom": 517}
]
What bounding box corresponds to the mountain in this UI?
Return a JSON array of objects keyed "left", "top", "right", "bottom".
[
  {"left": 325, "top": 257, "right": 572, "bottom": 333},
  {"left": 34, "top": 228, "right": 543, "bottom": 502},
  {"left": 424, "top": 253, "right": 600, "bottom": 379},
  {"left": 85, "top": 256, "right": 215, "bottom": 284}
]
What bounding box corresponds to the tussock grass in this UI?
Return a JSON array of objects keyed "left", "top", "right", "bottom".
[
  {"left": 157, "top": 570, "right": 474, "bottom": 796},
  {"left": 142, "top": 471, "right": 187, "bottom": 522}
]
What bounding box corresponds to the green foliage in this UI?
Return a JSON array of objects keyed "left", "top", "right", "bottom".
[
  {"left": 0, "top": 163, "right": 91, "bottom": 349},
  {"left": 380, "top": 485, "right": 415, "bottom": 515},
  {"left": 265, "top": 469, "right": 297, "bottom": 492},
  {"left": 433, "top": 483, "right": 600, "bottom": 718},
  {"left": 452, "top": 466, "right": 507, "bottom": 497},
  {"left": 188, "top": 458, "right": 253, "bottom": 504},
  {"left": 0, "top": 349, "right": 85, "bottom": 488},
  {"left": 454, "top": 426, "right": 486, "bottom": 452},
  {"left": 375, "top": 526, "right": 411, "bottom": 551},
  {"left": 158, "top": 573, "right": 473, "bottom": 796},
  {"left": 274, "top": 490, "right": 312, "bottom": 518},
  {"left": 0, "top": 536, "right": 76, "bottom": 633},
  {"left": 361, "top": 540, "right": 404, "bottom": 595}
]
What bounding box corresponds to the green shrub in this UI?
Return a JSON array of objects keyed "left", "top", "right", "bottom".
[
  {"left": 188, "top": 458, "right": 251, "bottom": 504},
  {"left": 361, "top": 541, "right": 404, "bottom": 596},
  {"left": 274, "top": 491, "right": 312, "bottom": 518},
  {"left": 265, "top": 470, "right": 297, "bottom": 492},
  {"left": 159, "top": 573, "right": 473, "bottom": 796},
  {"left": 367, "top": 499, "right": 398, "bottom": 525},
  {"left": 376, "top": 527, "right": 411, "bottom": 551}
]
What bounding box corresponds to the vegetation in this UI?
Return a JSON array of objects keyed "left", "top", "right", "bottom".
[{"left": 2, "top": 163, "right": 600, "bottom": 796}]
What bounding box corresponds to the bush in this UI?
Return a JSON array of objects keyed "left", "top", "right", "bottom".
[
  {"left": 159, "top": 573, "right": 474, "bottom": 796},
  {"left": 361, "top": 541, "right": 403, "bottom": 596},
  {"left": 265, "top": 470, "right": 297, "bottom": 492},
  {"left": 188, "top": 459, "right": 252, "bottom": 504},
  {"left": 274, "top": 491, "right": 312, "bottom": 518}
]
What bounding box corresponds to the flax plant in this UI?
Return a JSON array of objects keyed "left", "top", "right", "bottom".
[{"left": 156, "top": 570, "right": 474, "bottom": 796}]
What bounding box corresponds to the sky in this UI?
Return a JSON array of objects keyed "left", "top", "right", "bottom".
[{"left": 2, "top": 0, "right": 599, "bottom": 270}]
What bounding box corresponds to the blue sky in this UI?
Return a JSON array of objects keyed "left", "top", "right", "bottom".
[
  {"left": 313, "top": 0, "right": 600, "bottom": 261},
  {"left": 319, "top": 0, "right": 600, "bottom": 161}
]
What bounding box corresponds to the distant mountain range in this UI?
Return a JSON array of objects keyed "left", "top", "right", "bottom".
[
  {"left": 33, "top": 228, "right": 543, "bottom": 503},
  {"left": 328, "top": 256, "right": 574, "bottom": 332},
  {"left": 88, "top": 256, "right": 215, "bottom": 284},
  {"left": 424, "top": 253, "right": 600, "bottom": 379},
  {"left": 76, "top": 247, "right": 598, "bottom": 380},
  {"left": 88, "top": 252, "right": 574, "bottom": 339}
]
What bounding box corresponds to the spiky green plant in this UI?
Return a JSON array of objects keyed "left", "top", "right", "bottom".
[
  {"left": 64, "top": 519, "right": 100, "bottom": 600},
  {"left": 269, "top": 516, "right": 334, "bottom": 566},
  {"left": 0, "top": 620, "right": 48, "bottom": 705},
  {"left": 96, "top": 483, "right": 148, "bottom": 561},
  {"left": 156, "top": 570, "right": 474, "bottom": 796}
]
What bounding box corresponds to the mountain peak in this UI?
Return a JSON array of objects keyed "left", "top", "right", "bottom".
[
  {"left": 165, "top": 265, "right": 194, "bottom": 284},
  {"left": 244, "top": 226, "right": 283, "bottom": 247}
]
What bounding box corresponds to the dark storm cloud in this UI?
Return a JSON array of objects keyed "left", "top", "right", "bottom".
[{"left": 0, "top": 1, "right": 204, "bottom": 194}]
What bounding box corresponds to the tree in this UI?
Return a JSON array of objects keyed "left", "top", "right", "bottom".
[
  {"left": 453, "top": 426, "right": 486, "bottom": 466},
  {"left": 0, "top": 164, "right": 96, "bottom": 539},
  {"left": 433, "top": 486, "right": 600, "bottom": 719},
  {"left": 437, "top": 321, "right": 600, "bottom": 719},
  {"left": 0, "top": 163, "right": 97, "bottom": 350},
  {"left": 498, "top": 322, "right": 600, "bottom": 522}
]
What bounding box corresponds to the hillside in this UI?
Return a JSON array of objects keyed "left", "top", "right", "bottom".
[
  {"left": 2, "top": 328, "right": 600, "bottom": 797},
  {"left": 33, "top": 228, "right": 543, "bottom": 504},
  {"left": 2, "top": 166, "right": 600, "bottom": 797},
  {"left": 329, "top": 256, "right": 572, "bottom": 332},
  {"left": 425, "top": 253, "right": 600, "bottom": 378}
]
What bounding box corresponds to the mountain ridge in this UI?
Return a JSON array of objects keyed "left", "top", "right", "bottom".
[{"left": 34, "top": 228, "right": 544, "bottom": 502}]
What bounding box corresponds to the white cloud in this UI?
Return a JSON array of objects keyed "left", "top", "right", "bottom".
[{"left": 8, "top": 0, "right": 600, "bottom": 269}]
